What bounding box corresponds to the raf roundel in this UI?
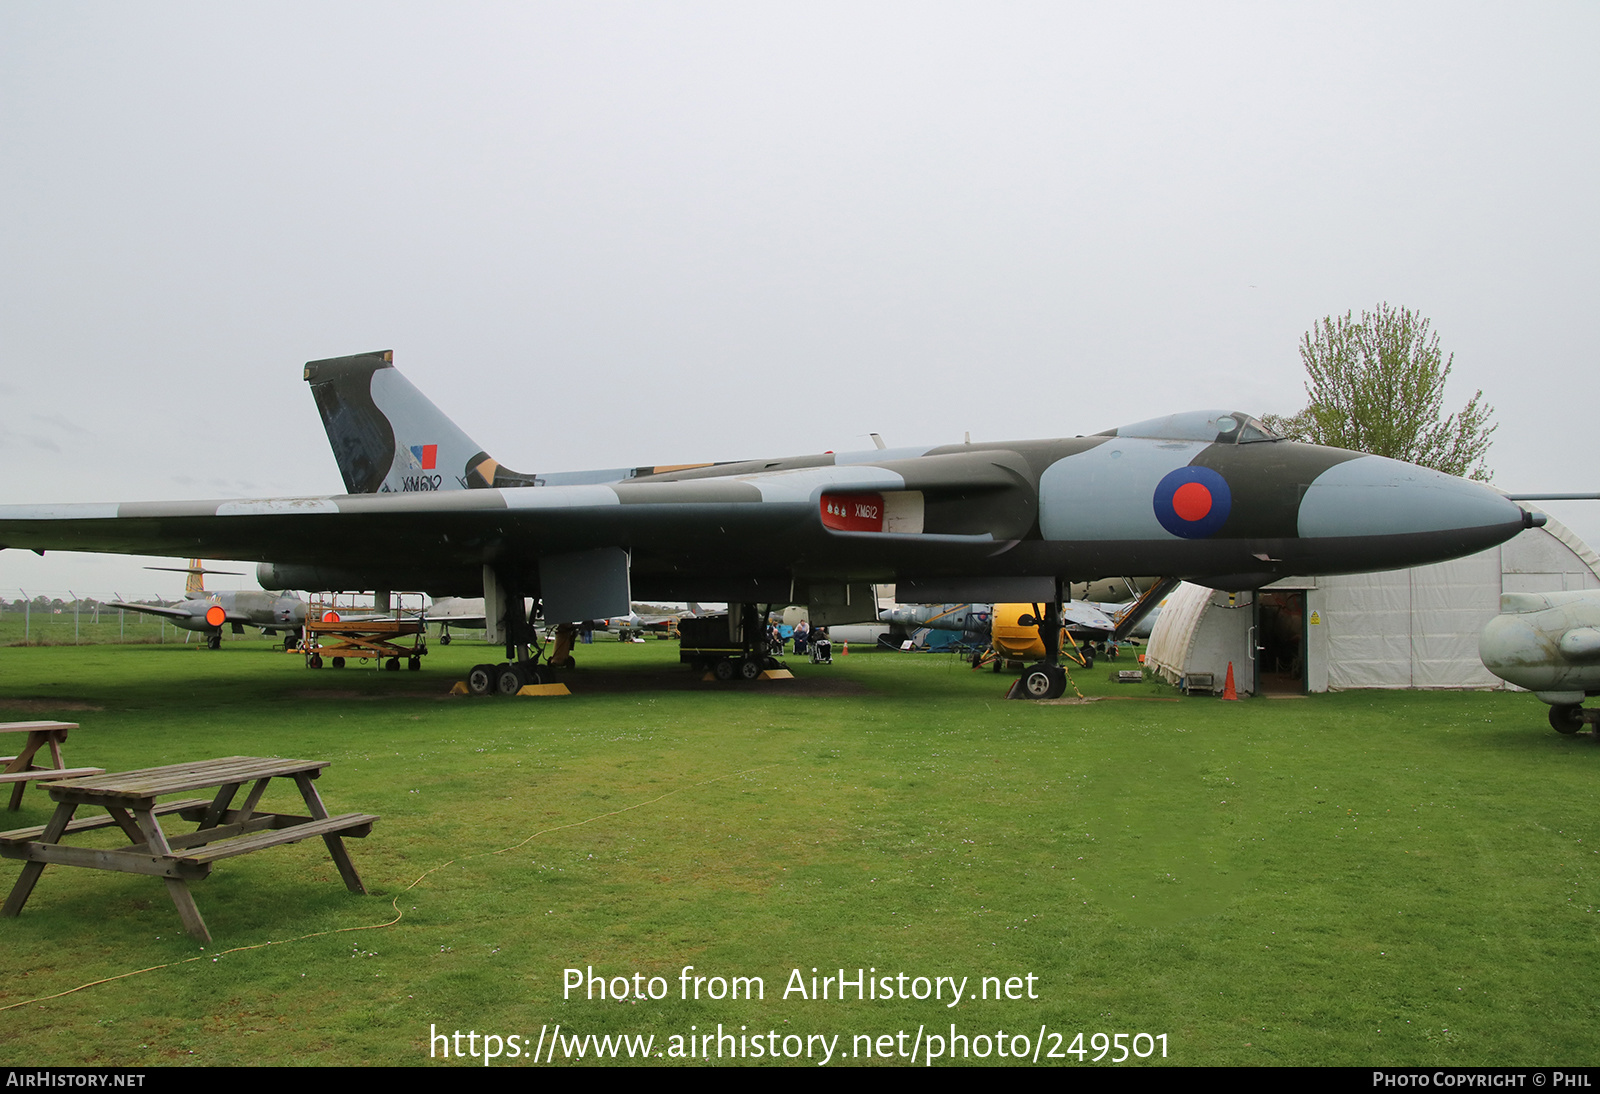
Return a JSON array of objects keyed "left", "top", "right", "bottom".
[{"left": 1153, "top": 466, "right": 1233, "bottom": 539}]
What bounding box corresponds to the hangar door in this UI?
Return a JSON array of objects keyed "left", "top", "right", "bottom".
[{"left": 1255, "top": 589, "right": 1306, "bottom": 695}]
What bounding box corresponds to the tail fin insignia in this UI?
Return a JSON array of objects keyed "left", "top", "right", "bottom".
[{"left": 304, "top": 351, "right": 537, "bottom": 493}]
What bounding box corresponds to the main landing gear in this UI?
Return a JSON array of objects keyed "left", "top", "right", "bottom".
[
  {"left": 1013, "top": 581, "right": 1069, "bottom": 701},
  {"left": 1022, "top": 663, "right": 1068, "bottom": 700},
  {"left": 464, "top": 580, "right": 560, "bottom": 697},
  {"left": 466, "top": 661, "right": 547, "bottom": 697},
  {"left": 1548, "top": 704, "right": 1600, "bottom": 736}
]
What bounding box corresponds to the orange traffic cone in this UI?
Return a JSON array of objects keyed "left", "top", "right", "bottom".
[
  {"left": 842, "top": 641, "right": 849, "bottom": 655},
  {"left": 1222, "top": 661, "right": 1238, "bottom": 701}
]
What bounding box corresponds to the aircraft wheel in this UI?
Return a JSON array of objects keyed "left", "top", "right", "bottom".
[
  {"left": 408, "top": 656, "right": 422, "bottom": 671},
  {"left": 560, "top": 655, "right": 576, "bottom": 669},
  {"left": 1550, "top": 704, "right": 1584, "bottom": 735},
  {"left": 207, "top": 633, "right": 222, "bottom": 651},
  {"left": 739, "top": 658, "right": 763, "bottom": 681},
  {"left": 440, "top": 633, "right": 452, "bottom": 645},
  {"left": 1023, "top": 666, "right": 1056, "bottom": 700},
  {"left": 495, "top": 663, "right": 525, "bottom": 696},
  {"left": 309, "top": 654, "right": 323, "bottom": 669},
  {"left": 332, "top": 657, "right": 346, "bottom": 669},
  {"left": 467, "top": 663, "right": 495, "bottom": 696},
  {"left": 1082, "top": 649, "right": 1095, "bottom": 670},
  {"left": 386, "top": 657, "right": 401, "bottom": 672},
  {"left": 284, "top": 632, "right": 298, "bottom": 651},
  {"left": 714, "top": 659, "right": 736, "bottom": 682}
]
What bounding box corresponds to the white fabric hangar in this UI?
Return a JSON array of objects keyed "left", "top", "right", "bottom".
[{"left": 1142, "top": 513, "right": 1600, "bottom": 695}]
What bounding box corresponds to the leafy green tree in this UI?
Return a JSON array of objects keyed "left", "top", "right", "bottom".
[{"left": 1264, "top": 303, "right": 1496, "bottom": 480}]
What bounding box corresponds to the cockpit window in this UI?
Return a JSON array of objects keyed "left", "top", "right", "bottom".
[
  {"left": 1106, "top": 410, "right": 1280, "bottom": 444},
  {"left": 1236, "top": 416, "right": 1281, "bottom": 443}
]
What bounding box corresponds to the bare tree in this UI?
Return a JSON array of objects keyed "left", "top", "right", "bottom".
[{"left": 1264, "top": 303, "right": 1496, "bottom": 480}]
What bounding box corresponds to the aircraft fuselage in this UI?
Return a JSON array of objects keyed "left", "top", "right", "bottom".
[{"left": 2, "top": 411, "right": 1534, "bottom": 607}]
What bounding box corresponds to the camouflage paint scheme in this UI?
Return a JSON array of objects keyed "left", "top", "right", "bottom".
[{"left": 0, "top": 352, "right": 1536, "bottom": 610}]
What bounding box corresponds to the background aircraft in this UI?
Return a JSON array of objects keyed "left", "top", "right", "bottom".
[
  {"left": 1479, "top": 590, "right": 1600, "bottom": 734},
  {"left": 881, "top": 593, "right": 1163, "bottom": 657},
  {"left": 988, "top": 602, "right": 1118, "bottom": 667},
  {"left": 880, "top": 602, "right": 992, "bottom": 637},
  {"left": 880, "top": 601, "right": 1110, "bottom": 661},
  {"left": 593, "top": 608, "right": 681, "bottom": 640},
  {"left": 112, "top": 561, "right": 306, "bottom": 650},
  {"left": 407, "top": 595, "right": 682, "bottom": 645},
  {"left": 424, "top": 596, "right": 493, "bottom": 644},
  {"left": 1, "top": 352, "right": 1539, "bottom": 695}
]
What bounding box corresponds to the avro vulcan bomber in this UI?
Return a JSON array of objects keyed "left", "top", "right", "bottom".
[{"left": 0, "top": 351, "right": 1539, "bottom": 696}]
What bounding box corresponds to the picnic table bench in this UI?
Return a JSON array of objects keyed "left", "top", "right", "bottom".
[
  {"left": 0, "top": 756, "right": 378, "bottom": 943},
  {"left": 0, "top": 721, "right": 104, "bottom": 811}
]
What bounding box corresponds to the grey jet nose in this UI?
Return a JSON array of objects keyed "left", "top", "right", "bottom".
[
  {"left": 1297, "top": 455, "right": 1531, "bottom": 566},
  {"left": 1479, "top": 611, "right": 1552, "bottom": 691},
  {"left": 1479, "top": 592, "right": 1600, "bottom": 702}
]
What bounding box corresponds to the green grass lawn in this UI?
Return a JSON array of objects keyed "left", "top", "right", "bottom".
[{"left": 0, "top": 634, "right": 1595, "bottom": 1067}]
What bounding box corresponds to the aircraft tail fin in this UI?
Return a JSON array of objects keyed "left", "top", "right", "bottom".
[
  {"left": 304, "top": 350, "right": 540, "bottom": 493},
  {"left": 143, "top": 560, "right": 242, "bottom": 596}
]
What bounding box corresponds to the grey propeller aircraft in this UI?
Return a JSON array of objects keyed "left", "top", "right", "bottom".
[
  {"left": 109, "top": 561, "right": 307, "bottom": 650},
  {"left": 0, "top": 350, "right": 1540, "bottom": 698},
  {"left": 1480, "top": 590, "right": 1600, "bottom": 734}
]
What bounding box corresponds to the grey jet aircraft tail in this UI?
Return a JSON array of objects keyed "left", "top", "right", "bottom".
[
  {"left": 306, "top": 351, "right": 726, "bottom": 496},
  {"left": 305, "top": 350, "right": 542, "bottom": 494}
]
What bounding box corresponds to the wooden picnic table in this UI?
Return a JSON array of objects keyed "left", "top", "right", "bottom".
[
  {"left": 0, "top": 756, "right": 378, "bottom": 943},
  {"left": 0, "top": 721, "right": 104, "bottom": 811}
]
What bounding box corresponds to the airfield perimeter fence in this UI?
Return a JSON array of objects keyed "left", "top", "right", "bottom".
[
  {"left": 0, "top": 598, "right": 494, "bottom": 647},
  {"left": 0, "top": 598, "right": 205, "bottom": 646}
]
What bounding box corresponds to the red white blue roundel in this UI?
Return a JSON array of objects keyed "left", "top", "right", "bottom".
[{"left": 1153, "top": 466, "right": 1232, "bottom": 539}]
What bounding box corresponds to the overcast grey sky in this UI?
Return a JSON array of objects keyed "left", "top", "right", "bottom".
[{"left": 2, "top": 2, "right": 1596, "bottom": 597}]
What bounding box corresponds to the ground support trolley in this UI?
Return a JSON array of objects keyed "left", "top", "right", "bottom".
[
  {"left": 301, "top": 618, "right": 427, "bottom": 671},
  {"left": 678, "top": 606, "right": 787, "bottom": 681}
]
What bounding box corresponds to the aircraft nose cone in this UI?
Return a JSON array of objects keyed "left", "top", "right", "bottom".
[
  {"left": 1479, "top": 613, "right": 1553, "bottom": 690},
  {"left": 1298, "top": 455, "right": 1528, "bottom": 554}
]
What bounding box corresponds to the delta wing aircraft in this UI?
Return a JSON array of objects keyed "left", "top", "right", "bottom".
[
  {"left": 0, "top": 350, "right": 1539, "bottom": 698},
  {"left": 110, "top": 561, "right": 306, "bottom": 650}
]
